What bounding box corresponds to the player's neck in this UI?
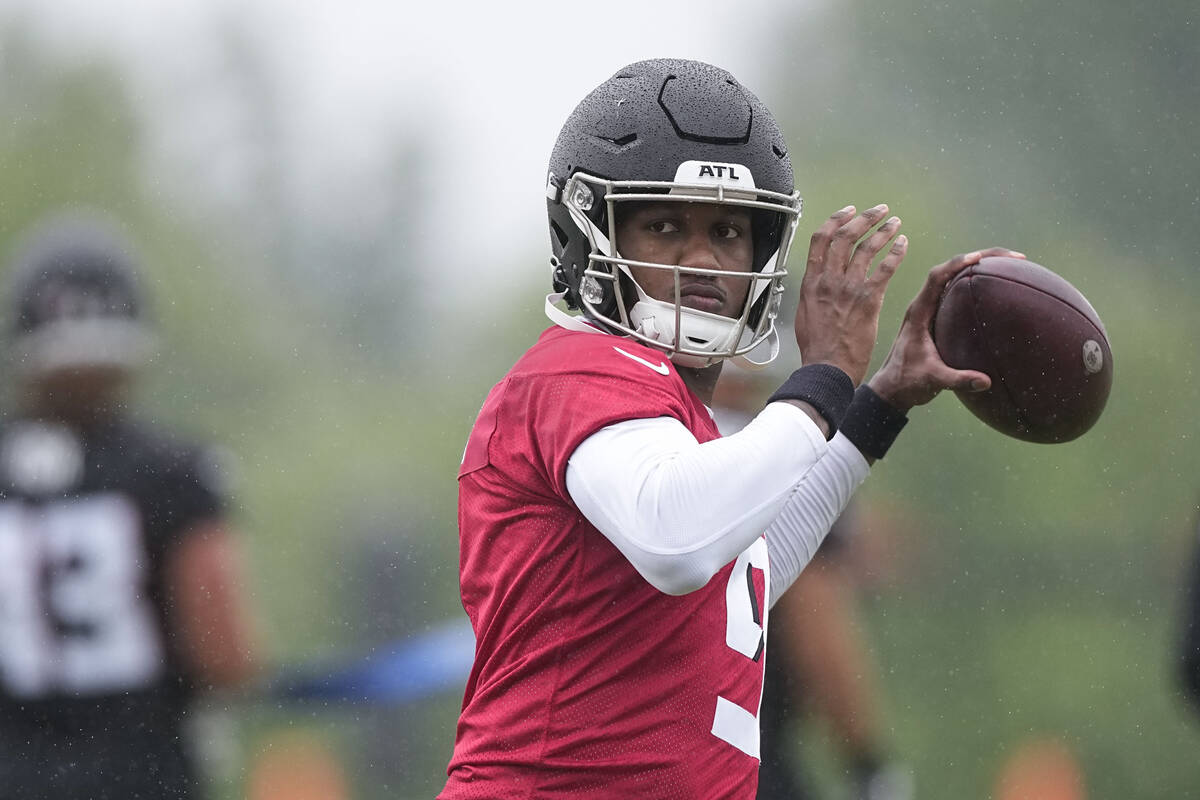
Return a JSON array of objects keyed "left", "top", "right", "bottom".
[
  {"left": 675, "top": 361, "right": 723, "bottom": 407},
  {"left": 20, "top": 391, "right": 126, "bottom": 432}
]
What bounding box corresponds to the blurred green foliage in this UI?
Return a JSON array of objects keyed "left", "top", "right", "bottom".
[{"left": 2, "top": 2, "right": 1198, "bottom": 798}]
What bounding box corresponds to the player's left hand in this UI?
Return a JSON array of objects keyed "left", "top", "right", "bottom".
[{"left": 867, "top": 247, "right": 1024, "bottom": 412}]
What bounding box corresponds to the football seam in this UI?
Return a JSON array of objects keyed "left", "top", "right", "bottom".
[
  {"left": 979, "top": 274, "right": 1109, "bottom": 344},
  {"left": 965, "top": 273, "right": 1031, "bottom": 433}
]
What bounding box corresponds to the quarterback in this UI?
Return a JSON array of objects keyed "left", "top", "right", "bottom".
[{"left": 442, "top": 59, "right": 1019, "bottom": 798}]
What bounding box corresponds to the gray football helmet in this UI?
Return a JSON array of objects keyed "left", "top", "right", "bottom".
[{"left": 546, "top": 59, "right": 802, "bottom": 368}]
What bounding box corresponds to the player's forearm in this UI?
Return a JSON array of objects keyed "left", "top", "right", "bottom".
[
  {"left": 168, "top": 523, "right": 260, "bottom": 689},
  {"left": 566, "top": 403, "right": 827, "bottom": 595},
  {"left": 780, "top": 398, "right": 831, "bottom": 439},
  {"left": 764, "top": 433, "right": 869, "bottom": 607}
]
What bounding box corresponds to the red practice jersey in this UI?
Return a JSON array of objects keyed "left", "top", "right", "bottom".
[{"left": 442, "top": 326, "right": 770, "bottom": 800}]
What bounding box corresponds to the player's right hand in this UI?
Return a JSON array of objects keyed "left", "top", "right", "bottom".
[
  {"left": 866, "top": 247, "right": 1023, "bottom": 412},
  {"left": 794, "top": 204, "right": 905, "bottom": 385}
]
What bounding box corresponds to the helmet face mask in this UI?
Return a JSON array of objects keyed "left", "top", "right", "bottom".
[
  {"left": 562, "top": 170, "right": 800, "bottom": 367},
  {"left": 546, "top": 59, "right": 802, "bottom": 369}
]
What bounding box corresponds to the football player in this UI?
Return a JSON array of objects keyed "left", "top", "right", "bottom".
[
  {"left": 0, "top": 213, "right": 258, "bottom": 799},
  {"left": 442, "top": 59, "right": 1021, "bottom": 798}
]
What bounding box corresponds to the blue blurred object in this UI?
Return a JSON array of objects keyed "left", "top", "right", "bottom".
[{"left": 270, "top": 617, "right": 475, "bottom": 705}]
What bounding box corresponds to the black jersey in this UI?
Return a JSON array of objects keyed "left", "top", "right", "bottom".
[{"left": 0, "top": 415, "right": 225, "bottom": 799}]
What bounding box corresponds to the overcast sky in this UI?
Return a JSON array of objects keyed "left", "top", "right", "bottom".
[{"left": 14, "top": 0, "right": 793, "bottom": 290}]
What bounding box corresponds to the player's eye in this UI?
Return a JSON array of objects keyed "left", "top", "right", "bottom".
[
  {"left": 714, "top": 223, "right": 743, "bottom": 239},
  {"left": 648, "top": 220, "right": 680, "bottom": 234}
]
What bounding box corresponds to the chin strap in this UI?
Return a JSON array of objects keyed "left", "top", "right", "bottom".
[
  {"left": 544, "top": 292, "right": 605, "bottom": 335},
  {"left": 547, "top": 290, "right": 784, "bottom": 372},
  {"left": 730, "top": 327, "right": 781, "bottom": 371}
]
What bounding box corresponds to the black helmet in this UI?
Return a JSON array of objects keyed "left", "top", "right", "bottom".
[
  {"left": 5, "top": 212, "right": 154, "bottom": 376},
  {"left": 545, "top": 59, "right": 802, "bottom": 368}
]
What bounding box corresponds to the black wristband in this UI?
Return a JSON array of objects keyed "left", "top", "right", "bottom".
[
  {"left": 839, "top": 384, "right": 908, "bottom": 459},
  {"left": 766, "top": 364, "right": 855, "bottom": 435}
]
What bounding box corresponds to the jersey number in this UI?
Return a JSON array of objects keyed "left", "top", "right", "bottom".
[
  {"left": 711, "top": 538, "right": 769, "bottom": 758},
  {"left": 0, "top": 496, "right": 164, "bottom": 698}
]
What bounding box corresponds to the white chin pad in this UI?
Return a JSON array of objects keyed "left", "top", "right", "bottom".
[{"left": 629, "top": 298, "right": 741, "bottom": 353}]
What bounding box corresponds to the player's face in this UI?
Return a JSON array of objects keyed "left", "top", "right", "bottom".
[
  {"left": 23, "top": 366, "right": 132, "bottom": 424},
  {"left": 615, "top": 201, "right": 753, "bottom": 319}
]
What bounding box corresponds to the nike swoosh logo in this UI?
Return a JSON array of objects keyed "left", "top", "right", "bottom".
[{"left": 612, "top": 346, "right": 670, "bottom": 375}]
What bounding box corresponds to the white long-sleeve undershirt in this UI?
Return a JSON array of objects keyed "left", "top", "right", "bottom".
[{"left": 565, "top": 402, "right": 870, "bottom": 606}]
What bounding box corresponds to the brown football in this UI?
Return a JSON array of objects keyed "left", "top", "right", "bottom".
[{"left": 932, "top": 257, "right": 1113, "bottom": 443}]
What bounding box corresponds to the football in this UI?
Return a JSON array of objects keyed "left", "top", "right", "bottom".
[{"left": 932, "top": 256, "right": 1113, "bottom": 443}]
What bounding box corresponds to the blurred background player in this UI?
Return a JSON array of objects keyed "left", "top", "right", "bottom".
[
  {"left": 757, "top": 509, "right": 912, "bottom": 800},
  {"left": 0, "top": 213, "right": 258, "bottom": 799},
  {"left": 713, "top": 371, "right": 912, "bottom": 800}
]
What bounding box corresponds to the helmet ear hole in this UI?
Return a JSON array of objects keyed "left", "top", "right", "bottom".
[
  {"left": 550, "top": 220, "right": 570, "bottom": 252},
  {"left": 750, "top": 208, "right": 784, "bottom": 273}
]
